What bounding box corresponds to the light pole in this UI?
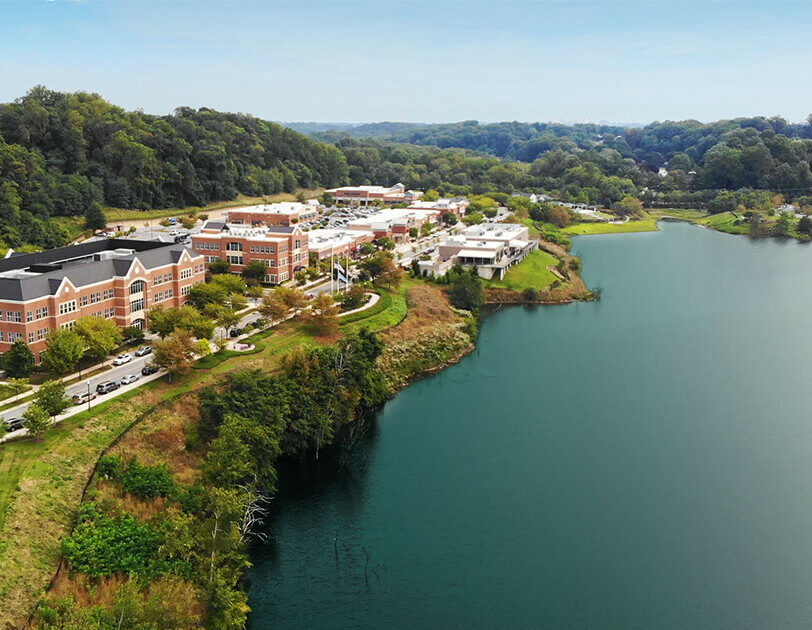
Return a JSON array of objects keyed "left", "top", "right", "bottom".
[{"left": 87, "top": 382, "right": 92, "bottom": 412}]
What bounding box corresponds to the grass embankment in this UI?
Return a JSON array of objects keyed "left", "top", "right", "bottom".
[
  {"left": 562, "top": 218, "right": 659, "bottom": 235},
  {"left": 0, "top": 384, "right": 32, "bottom": 404},
  {"left": 0, "top": 279, "right": 412, "bottom": 628},
  {"left": 650, "top": 208, "right": 749, "bottom": 235},
  {"left": 485, "top": 250, "right": 560, "bottom": 292},
  {"left": 104, "top": 189, "right": 323, "bottom": 224},
  {"left": 378, "top": 283, "right": 476, "bottom": 389}
]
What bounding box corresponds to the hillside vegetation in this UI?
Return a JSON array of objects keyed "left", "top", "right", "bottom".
[{"left": 0, "top": 87, "right": 348, "bottom": 251}]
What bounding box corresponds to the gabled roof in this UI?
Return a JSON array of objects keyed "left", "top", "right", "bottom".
[{"left": 0, "top": 239, "right": 199, "bottom": 303}]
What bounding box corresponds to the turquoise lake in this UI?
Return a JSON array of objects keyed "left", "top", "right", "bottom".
[{"left": 248, "top": 221, "right": 812, "bottom": 628}]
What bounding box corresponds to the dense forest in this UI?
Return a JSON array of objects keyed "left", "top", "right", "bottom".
[
  {"left": 328, "top": 116, "right": 812, "bottom": 210},
  {"left": 4, "top": 87, "right": 812, "bottom": 253},
  {"left": 0, "top": 87, "right": 348, "bottom": 250}
]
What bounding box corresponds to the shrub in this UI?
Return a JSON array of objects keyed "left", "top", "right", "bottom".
[
  {"left": 522, "top": 287, "right": 539, "bottom": 303},
  {"left": 96, "top": 454, "right": 122, "bottom": 479},
  {"left": 62, "top": 503, "right": 170, "bottom": 579},
  {"left": 117, "top": 458, "right": 176, "bottom": 499}
]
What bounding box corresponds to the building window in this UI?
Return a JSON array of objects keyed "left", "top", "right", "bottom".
[
  {"left": 104, "top": 289, "right": 115, "bottom": 300},
  {"left": 60, "top": 321, "right": 76, "bottom": 330},
  {"left": 28, "top": 332, "right": 34, "bottom": 343},
  {"left": 105, "top": 307, "right": 115, "bottom": 318},
  {"left": 226, "top": 242, "right": 243, "bottom": 252},
  {"left": 279, "top": 258, "right": 287, "bottom": 267},
  {"left": 130, "top": 298, "right": 144, "bottom": 313},
  {"left": 58, "top": 301, "right": 77, "bottom": 316},
  {"left": 279, "top": 271, "right": 289, "bottom": 282},
  {"left": 35, "top": 306, "right": 49, "bottom": 319},
  {"left": 37, "top": 328, "right": 48, "bottom": 341},
  {"left": 180, "top": 268, "right": 192, "bottom": 280},
  {"left": 265, "top": 274, "right": 277, "bottom": 284},
  {"left": 293, "top": 253, "right": 301, "bottom": 263},
  {"left": 80, "top": 295, "right": 89, "bottom": 306},
  {"left": 181, "top": 285, "right": 191, "bottom": 295},
  {"left": 227, "top": 255, "right": 243, "bottom": 265},
  {"left": 0, "top": 331, "right": 4, "bottom": 341},
  {"left": 129, "top": 280, "right": 145, "bottom": 294},
  {"left": 26, "top": 310, "right": 33, "bottom": 322},
  {"left": 294, "top": 240, "right": 301, "bottom": 249},
  {"left": 264, "top": 259, "right": 275, "bottom": 268},
  {"left": 90, "top": 291, "right": 101, "bottom": 304},
  {"left": 205, "top": 255, "right": 220, "bottom": 263}
]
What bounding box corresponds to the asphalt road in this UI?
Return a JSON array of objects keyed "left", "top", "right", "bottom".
[{"left": 2, "top": 350, "right": 157, "bottom": 424}]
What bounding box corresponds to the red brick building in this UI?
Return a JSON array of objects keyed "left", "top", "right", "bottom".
[
  {"left": 325, "top": 183, "right": 423, "bottom": 206},
  {"left": 191, "top": 222, "right": 308, "bottom": 284},
  {"left": 225, "top": 201, "right": 320, "bottom": 226},
  {"left": 0, "top": 239, "right": 206, "bottom": 362}
]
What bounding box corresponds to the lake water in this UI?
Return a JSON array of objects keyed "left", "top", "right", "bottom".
[{"left": 248, "top": 221, "right": 812, "bottom": 629}]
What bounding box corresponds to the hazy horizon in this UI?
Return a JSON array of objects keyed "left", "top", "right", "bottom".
[{"left": 2, "top": 1, "right": 811, "bottom": 124}]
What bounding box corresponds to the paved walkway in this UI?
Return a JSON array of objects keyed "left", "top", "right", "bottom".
[{"left": 338, "top": 292, "right": 379, "bottom": 317}]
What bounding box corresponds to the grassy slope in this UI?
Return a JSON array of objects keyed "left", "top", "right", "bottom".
[
  {"left": 486, "top": 250, "right": 559, "bottom": 291},
  {"left": 562, "top": 218, "right": 659, "bottom": 235},
  {"left": 105, "top": 189, "right": 323, "bottom": 223},
  {"left": 0, "top": 280, "right": 410, "bottom": 627}
]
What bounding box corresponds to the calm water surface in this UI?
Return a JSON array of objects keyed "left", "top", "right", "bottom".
[{"left": 248, "top": 222, "right": 812, "bottom": 629}]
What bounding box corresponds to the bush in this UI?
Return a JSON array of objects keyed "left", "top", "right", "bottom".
[
  {"left": 96, "top": 454, "right": 122, "bottom": 479},
  {"left": 62, "top": 503, "right": 174, "bottom": 579},
  {"left": 522, "top": 287, "right": 539, "bottom": 303},
  {"left": 117, "top": 458, "right": 176, "bottom": 499}
]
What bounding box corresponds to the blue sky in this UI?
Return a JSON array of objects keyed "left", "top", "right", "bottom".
[{"left": 1, "top": 0, "right": 810, "bottom": 124}]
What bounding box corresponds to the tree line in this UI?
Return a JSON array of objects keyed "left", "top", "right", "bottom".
[{"left": 0, "top": 86, "right": 349, "bottom": 251}]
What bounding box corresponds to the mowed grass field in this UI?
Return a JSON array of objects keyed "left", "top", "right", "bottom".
[
  {"left": 562, "top": 218, "right": 659, "bottom": 235},
  {"left": 105, "top": 189, "right": 324, "bottom": 223},
  {"left": 486, "top": 250, "right": 560, "bottom": 291}
]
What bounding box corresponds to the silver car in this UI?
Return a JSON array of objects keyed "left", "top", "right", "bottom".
[{"left": 120, "top": 374, "right": 140, "bottom": 385}]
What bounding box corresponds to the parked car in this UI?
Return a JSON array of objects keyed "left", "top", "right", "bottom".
[
  {"left": 120, "top": 374, "right": 140, "bottom": 385},
  {"left": 134, "top": 345, "right": 152, "bottom": 357},
  {"left": 112, "top": 353, "right": 132, "bottom": 365},
  {"left": 3, "top": 417, "right": 24, "bottom": 432},
  {"left": 72, "top": 391, "right": 97, "bottom": 405},
  {"left": 96, "top": 381, "right": 121, "bottom": 394},
  {"left": 141, "top": 363, "right": 160, "bottom": 376},
  {"left": 229, "top": 328, "right": 244, "bottom": 338}
]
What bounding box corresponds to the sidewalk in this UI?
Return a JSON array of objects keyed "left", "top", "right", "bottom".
[{"left": 0, "top": 368, "right": 167, "bottom": 443}]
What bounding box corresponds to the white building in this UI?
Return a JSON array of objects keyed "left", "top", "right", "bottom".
[
  {"left": 307, "top": 228, "right": 376, "bottom": 260},
  {"left": 418, "top": 223, "right": 535, "bottom": 280}
]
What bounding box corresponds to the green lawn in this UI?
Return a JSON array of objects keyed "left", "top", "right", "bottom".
[
  {"left": 518, "top": 218, "right": 540, "bottom": 237},
  {"left": 650, "top": 208, "right": 709, "bottom": 222},
  {"left": 486, "top": 250, "right": 560, "bottom": 291},
  {"left": 340, "top": 281, "right": 410, "bottom": 334},
  {"left": 699, "top": 212, "right": 750, "bottom": 234},
  {"left": 105, "top": 189, "right": 323, "bottom": 223},
  {"left": 562, "top": 218, "right": 659, "bottom": 235},
  {"left": 0, "top": 384, "right": 31, "bottom": 405}
]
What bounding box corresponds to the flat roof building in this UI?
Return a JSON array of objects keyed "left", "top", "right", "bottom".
[
  {"left": 325, "top": 183, "right": 423, "bottom": 206},
  {"left": 345, "top": 208, "right": 440, "bottom": 241},
  {"left": 192, "top": 222, "right": 308, "bottom": 284},
  {"left": 0, "top": 239, "right": 205, "bottom": 361},
  {"left": 307, "top": 228, "right": 376, "bottom": 260},
  {"left": 422, "top": 223, "right": 535, "bottom": 280},
  {"left": 408, "top": 197, "right": 469, "bottom": 217},
  {"left": 225, "top": 200, "right": 320, "bottom": 227}
]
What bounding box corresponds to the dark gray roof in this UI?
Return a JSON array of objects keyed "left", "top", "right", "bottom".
[
  {"left": 203, "top": 221, "right": 227, "bottom": 231},
  {"left": 261, "top": 225, "right": 297, "bottom": 234},
  {"left": 0, "top": 239, "right": 197, "bottom": 302}
]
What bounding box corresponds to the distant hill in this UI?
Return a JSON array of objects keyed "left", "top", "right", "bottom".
[{"left": 0, "top": 87, "right": 349, "bottom": 251}]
